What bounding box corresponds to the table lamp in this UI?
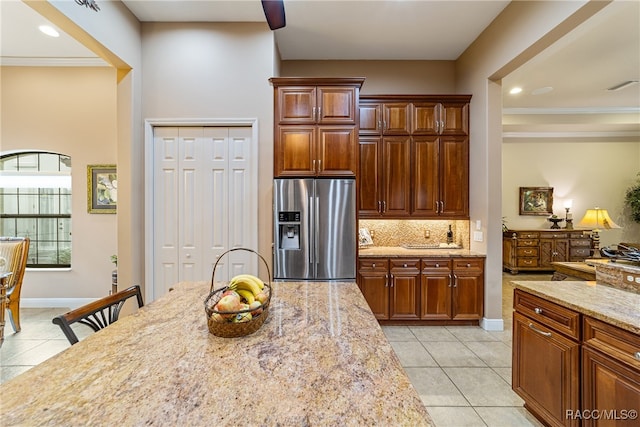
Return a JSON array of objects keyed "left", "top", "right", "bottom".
[{"left": 577, "top": 207, "right": 621, "bottom": 258}]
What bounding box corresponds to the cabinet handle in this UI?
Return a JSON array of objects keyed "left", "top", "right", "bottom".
[
  {"left": 635, "top": 352, "right": 640, "bottom": 361},
  {"left": 378, "top": 201, "right": 382, "bottom": 213},
  {"left": 448, "top": 273, "right": 452, "bottom": 287},
  {"left": 372, "top": 263, "right": 376, "bottom": 268},
  {"left": 383, "top": 120, "right": 387, "bottom": 131},
  {"left": 466, "top": 263, "right": 471, "bottom": 268},
  {"left": 528, "top": 322, "right": 552, "bottom": 337},
  {"left": 440, "top": 120, "right": 444, "bottom": 133},
  {"left": 403, "top": 263, "right": 407, "bottom": 268},
  {"left": 534, "top": 307, "right": 543, "bottom": 315},
  {"left": 318, "top": 107, "right": 321, "bottom": 120},
  {"left": 435, "top": 263, "right": 440, "bottom": 268},
  {"left": 318, "top": 159, "right": 322, "bottom": 171},
  {"left": 390, "top": 273, "right": 394, "bottom": 286},
  {"left": 385, "top": 273, "right": 388, "bottom": 287},
  {"left": 313, "top": 159, "right": 316, "bottom": 172},
  {"left": 313, "top": 107, "right": 316, "bottom": 121},
  {"left": 382, "top": 201, "right": 386, "bottom": 213},
  {"left": 378, "top": 120, "right": 383, "bottom": 130}
]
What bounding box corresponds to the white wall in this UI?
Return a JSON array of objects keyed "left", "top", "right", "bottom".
[
  {"left": 1, "top": 66, "right": 119, "bottom": 299},
  {"left": 502, "top": 141, "right": 640, "bottom": 247}
]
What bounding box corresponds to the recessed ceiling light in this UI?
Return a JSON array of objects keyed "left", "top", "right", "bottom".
[
  {"left": 531, "top": 86, "right": 553, "bottom": 95},
  {"left": 509, "top": 87, "right": 523, "bottom": 95},
  {"left": 39, "top": 25, "right": 60, "bottom": 37},
  {"left": 607, "top": 80, "right": 639, "bottom": 91}
]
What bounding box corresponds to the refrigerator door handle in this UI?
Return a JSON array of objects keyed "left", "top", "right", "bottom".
[
  {"left": 309, "top": 196, "right": 314, "bottom": 267},
  {"left": 315, "top": 196, "right": 320, "bottom": 265}
]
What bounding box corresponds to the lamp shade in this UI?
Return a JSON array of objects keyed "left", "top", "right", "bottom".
[{"left": 577, "top": 208, "right": 621, "bottom": 230}]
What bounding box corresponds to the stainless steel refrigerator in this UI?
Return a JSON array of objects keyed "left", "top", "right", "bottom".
[{"left": 274, "top": 178, "right": 356, "bottom": 280}]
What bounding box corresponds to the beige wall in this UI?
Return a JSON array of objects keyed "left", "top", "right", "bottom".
[
  {"left": 1, "top": 66, "right": 119, "bottom": 298},
  {"left": 141, "top": 22, "right": 276, "bottom": 279},
  {"left": 502, "top": 141, "right": 640, "bottom": 247}
]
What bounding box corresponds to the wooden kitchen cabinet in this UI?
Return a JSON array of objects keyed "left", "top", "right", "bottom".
[
  {"left": 512, "top": 290, "right": 581, "bottom": 427},
  {"left": 420, "top": 258, "right": 483, "bottom": 320},
  {"left": 503, "top": 230, "right": 592, "bottom": 274},
  {"left": 271, "top": 78, "right": 364, "bottom": 177},
  {"left": 582, "top": 316, "right": 640, "bottom": 426},
  {"left": 357, "top": 258, "right": 389, "bottom": 320},
  {"left": 358, "top": 255, "right": 484, "bottom": 324},
  {"left": 358, "top": 95, "right": 471, "bottom": 219},
  {"left": 389, "top": 259, "right": 420, "bottom": 320}
]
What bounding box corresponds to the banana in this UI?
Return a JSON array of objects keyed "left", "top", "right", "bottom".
[
  {"left": 230, "top": 274, "right": 264, "bottom": 292},
  {"left": 230, "top": 278, "right": 261, "bottom": 296},
  {"left": 236, "top": 289, "right": 255, "bottom": 305}
]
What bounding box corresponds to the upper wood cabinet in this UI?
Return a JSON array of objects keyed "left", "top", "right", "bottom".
[
  {"left": 359, "top": 95, "right": 471, "bottom": 219},
  {"left": 271, "top": 78, "right": 364, "bottom": 177}
]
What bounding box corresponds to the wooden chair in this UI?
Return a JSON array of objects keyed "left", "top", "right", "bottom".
[
  {"left": 52, "top": 285, "right": 144, "bottom": 345},
  {"left": 0, "top": 237, "right": 30, "bottom": 332}
]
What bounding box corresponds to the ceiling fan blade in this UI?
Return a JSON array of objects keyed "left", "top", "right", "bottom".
[{"left": 261, "top": 0, "right": 286, "bottom": 30}]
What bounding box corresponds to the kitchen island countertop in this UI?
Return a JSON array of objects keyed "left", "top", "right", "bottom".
[{"left": 0, "top": 281, "right": 434, "bottom": 426}]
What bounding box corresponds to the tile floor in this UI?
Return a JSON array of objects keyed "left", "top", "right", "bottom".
[{"left": 1, "top": 273, "right": 549, "bottom": 426}]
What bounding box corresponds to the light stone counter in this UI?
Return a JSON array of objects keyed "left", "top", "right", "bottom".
[
  {"left": 359, "top": 245, "right": 485, "bottom": 258},
  {"left": 512, "top": 280, "right": 640, "bottom": 335},
  {"left": 0, "top": 281, "right": 434, "bottom": 426}
]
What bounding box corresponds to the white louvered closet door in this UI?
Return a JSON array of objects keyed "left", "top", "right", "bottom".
[{"left": 153, "top": 126, "right": 256, "bottom": 299}]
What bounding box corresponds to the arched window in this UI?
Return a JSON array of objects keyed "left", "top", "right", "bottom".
[{"left": 0, "top": 152, "right": 72, "bottom": 268}]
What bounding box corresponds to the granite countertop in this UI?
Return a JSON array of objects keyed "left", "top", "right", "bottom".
[
  {"left": 0, "top": 281, "right": 434, "bottom": 426},
  {"left": 359, "top": 245, "right": 485, "bottom": 258},
  {"left": 511, "top": 280, "right": 640, "bottom": 335}
]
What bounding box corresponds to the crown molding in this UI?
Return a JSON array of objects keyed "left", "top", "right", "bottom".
[
  {"left": 503, "top": 107, "right": 640, "bottom": 115},
  {"left": 0, "top": 57, "right": 109, "bottom": 67}
]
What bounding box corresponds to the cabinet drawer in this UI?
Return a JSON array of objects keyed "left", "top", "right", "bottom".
[
  {"left": 517, "top": 258, "right": 539, "bottom": 268},
  {"left": 570, "top": 239, "right": 591, "bottom": 247},
  {"left": 517, "top": 239, "right": 538, "bottom": 247},
  {"left": 421, "top": 258, "right": 451, "bottom": 272},
  {"left": 514, "top": 289, "right": 580, "bottom": 340},
  {"left": 452, "top": 258, "right": 484, "bottom": 272},
  {"left": 583, "top": 316, "right": 640, "bottom": 368},
  {"left": 516, "top": 232, "right": 539, "bottom": 239},
  {"left": 547, "top": 232, "right": 568, "bottom": 239},
  {"left": 516, "top": 247, "right": 538, "bottom": 257},
  {"left": 358, "top": 258, "right": 389, "bottom": 272},
  {"left": 570, "top": 248, "right": 591, "bottom": 258},
  {"left": 390, "top": 258, "right": 420, "bottom": 271}
]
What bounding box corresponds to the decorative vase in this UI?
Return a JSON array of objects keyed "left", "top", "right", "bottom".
[{"left": 548, "top": 217, "right": 563, "bottom": 229}]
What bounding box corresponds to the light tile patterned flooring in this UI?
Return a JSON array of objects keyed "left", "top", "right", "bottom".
[{"left": 1, "top": 273, "right": 549, "bottom": 426}]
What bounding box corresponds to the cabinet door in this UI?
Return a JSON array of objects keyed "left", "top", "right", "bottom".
[
  {"left": 358, "top": 259, "right": 389, "bottom": 320},
  {"left": 420, "top": 258, "right": 452, "bottom": 319},
  {"left": 412, "top": 102, "right": 439, "bottom": 134},
  {"left": 383, "top": 103, "right": 411, "bottom": 134},
  {"left": 275, "top": 126, "right": 316, "bottom": 176},
  {"left": 439, "top": 136, "right": 469, "bottom": 217},
  {"left": 381, "top": 137, "right": 411, "bottom": 217},
  {"left": 440, "top": 102, "right": 469, "bottom": 135},
  {"left": 317, "top": 86, "right": 357, "bottom": 124},
  {"left": 513, "top": 312, "right": 580, "bottom": 427},
  {"left": 358, "top": 137, "right": 382, "bottom": 217},
  {"left": 389, "top": 259, "right": 420, "bottom": 320},
  {"left": 359, "top": 102, "right": 381, "bottom": 135},
  {"left": 452, "top": 259, "right": 484, "bottom": 320},
  {"left": 582, "top": 346, "right": 640, "bottom": 427},
  {"left": 316, "top": 126, "right": 357, "bottom": 176},
  {"left": 277, "top": 87, "right": 316, "bottom": 124},
  {"left": 413, "top": 136, "right": 439, "bottom": 217}
]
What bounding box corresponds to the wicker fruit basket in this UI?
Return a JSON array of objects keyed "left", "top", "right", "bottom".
[{"left": 204, "top": 248, "right": 272, "bottom": 338}]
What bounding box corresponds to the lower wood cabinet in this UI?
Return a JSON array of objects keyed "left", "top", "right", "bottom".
[
  {"left": 512, "top": 290, "right": 640, "bottom": 427},
  {"left": 358, "top": 256, "right": 484, "bottom": 323}
]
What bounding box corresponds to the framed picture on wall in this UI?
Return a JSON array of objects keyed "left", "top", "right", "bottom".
[
  {"left": 87, "top": 164, "right": 117, "bottom": 214},
  {"left": 519, "top": 187, "right": 553, "bottom": 216}
]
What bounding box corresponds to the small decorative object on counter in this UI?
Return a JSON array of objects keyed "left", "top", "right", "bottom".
[
  {"left": 110, "top": 254, "right": 118, "bottom": 295},
  {"left": 204, "top": 248, "right": 271, "bottom": 338},
  {"left": 447, "top": 225, "right": 454, "bottom": 244},
  {"left": 548, "top": 215, "right": 563, "bottom": 229}
]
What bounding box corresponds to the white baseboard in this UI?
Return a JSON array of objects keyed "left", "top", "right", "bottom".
[
  {"left": 480, "top": 317, "right": 505, "bottom": 331},
  {"left": 20, "top": 298, "right": 97, "bottom": 310}
]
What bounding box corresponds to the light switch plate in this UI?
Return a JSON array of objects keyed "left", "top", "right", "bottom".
[{"left": 473, "top": 231, "right": 483, "bottom": 242}]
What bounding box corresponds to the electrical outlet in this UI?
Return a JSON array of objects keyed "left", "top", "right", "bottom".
[{"left": 424, "top": 229, "right": 430, "bottom": 238}]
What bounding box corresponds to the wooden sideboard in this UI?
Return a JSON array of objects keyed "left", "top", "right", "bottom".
[{"left": 503, "top": 230, "right": 592, "bottom": 274}]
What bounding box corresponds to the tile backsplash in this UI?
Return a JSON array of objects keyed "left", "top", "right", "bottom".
[{"left": 359, "top": 219, "right": 470, "bottom": 248}]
